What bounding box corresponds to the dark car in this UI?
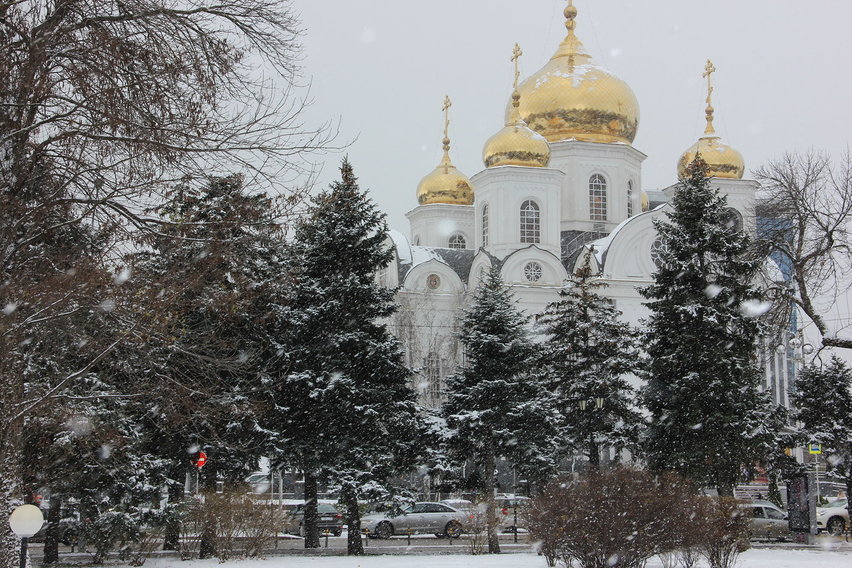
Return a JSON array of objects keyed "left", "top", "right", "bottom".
[{"left": 283, "top": 501, "right": 344, "bottom": 537}]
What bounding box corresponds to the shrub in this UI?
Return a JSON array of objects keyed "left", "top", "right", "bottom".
[
  {"left": 698, "top": 497, "right": 750, "bottom": 568},
  {"left": 83, "top": 511, "right": 141, "bottom": 564},
  {"left": 528, "top": 469, "right": 697, "bottom": 568}
]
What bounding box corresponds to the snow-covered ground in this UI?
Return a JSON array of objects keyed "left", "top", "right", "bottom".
[{"left": 144, "top": 548, "right": 851, "bottom": 568}]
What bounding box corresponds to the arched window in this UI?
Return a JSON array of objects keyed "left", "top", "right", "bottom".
[
  {"left": 448, "top": 234, "right": 466, "bottom": 249},
  {"left": 520, "top": 200, "right": 540, "bottom": 243},
  {"left": 627, "top": 180, "right": 634, "bottom": 217},
  {"left": 481, "top": 204, "right": 489, "bottom": 247},
  {"left": 589, "top": 174, "right": 608, "bottom": 221},
  {"left": 424, "top": 352, "right": 442, "bottom": 407},
  {"left": 722, "top": 208, "right": 743, "bottom": 232}
]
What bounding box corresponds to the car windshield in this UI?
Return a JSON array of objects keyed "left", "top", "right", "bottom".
[{"left": 824, "top": 499, "right": 847, "bottom": 508}]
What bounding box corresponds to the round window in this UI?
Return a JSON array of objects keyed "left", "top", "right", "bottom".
[
  {"left": 524, "top": 261, "right": 543, "bottom": 282},
  {"left": 427, "top": 274, "right": 441, "bottom": 290},
  {"left": 650, "top": 237, "right": 670, "bottom": 269}
]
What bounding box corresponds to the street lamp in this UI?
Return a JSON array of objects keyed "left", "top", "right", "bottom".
[{"left": 9, "top": 504, "right": 44, "bottom": 568}]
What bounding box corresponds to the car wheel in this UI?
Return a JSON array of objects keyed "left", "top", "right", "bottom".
[
  {"left": 444, "top": 520, "right": 463, "bottom": 539},
  {"left": 826, "top": 517, "right": 846, "bottom": 536},
  {"left": 375, "top": 521, "right": 393, "bottom": 539}
]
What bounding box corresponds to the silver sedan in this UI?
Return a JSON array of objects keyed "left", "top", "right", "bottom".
[{"left": 362, "top": 502, "right": 469, "bottom": 539}]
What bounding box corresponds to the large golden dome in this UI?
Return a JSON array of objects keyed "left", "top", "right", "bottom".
[
  {"left": 417, "top": 96, "right": 474, "bottom": 206},
  {"left": 484, "top": 45, "right": 551, "bottom": 168},
  {"left": 677, "top": 60, "right": 744, "bottom": 180},
  {"left": 510, "top": 2, "right": 639, "bottom": 144}
]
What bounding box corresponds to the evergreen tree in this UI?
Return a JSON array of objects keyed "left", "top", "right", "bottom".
[
  {"left": 641, "top": 157, "right": 777, "bottom": 496},
  {"left": 793, "top": 357, "right": 852, "bottom": 524},
  {"left": 129, "top": 175, "right": 288, "bottom": 553},
  {"left": 536, "top": 249, "right": 643, "bottom": 469},
  {"left": 269, "top": 159, "right": 425, "bottom": 555},
  {"left": 443, "top": 266, "right": 557, "bottom": 554}
]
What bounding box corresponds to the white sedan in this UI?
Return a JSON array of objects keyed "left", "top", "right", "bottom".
[
  {"left": 816, "top": 499, "right": 848, "bottom": 536},
  {"left": 362, "top": 502, "right": 469, "bottom": 539}
]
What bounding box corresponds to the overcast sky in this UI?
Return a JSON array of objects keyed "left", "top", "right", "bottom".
[{"left": 292, "top": 0, "right": 851, "bottom": 233}]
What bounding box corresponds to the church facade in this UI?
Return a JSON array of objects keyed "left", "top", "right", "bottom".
[{"left": 378, "top": 2, "right": 794, "bottom": 413}]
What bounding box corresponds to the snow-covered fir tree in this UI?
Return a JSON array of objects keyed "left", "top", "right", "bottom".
[
  {"left": 793, "top": 357, "right": 852, "bottom": 523},
  {"left": 443, "top": 266, "right": 557, "bottom": 554},
  {"left": 535, "top": 249, "right": 643, "bottom": 470},
  {"left": 130, "top": 175, "right": 288, "bottom": 553},
  {"left": 641, "top": 157, "right": 778, "bottom": 497},
  {"left": 269, "top": 159, "right": 425, "bottom": 555}
]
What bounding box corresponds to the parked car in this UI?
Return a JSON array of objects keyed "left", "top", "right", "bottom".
[
  {"left": 816, "top": 499, "right": 848, "bottom": 536},
  {"left": 362, "top": 502, "right": 468, "bottom": 538},
  {"left": 496, "top": 495, "right": 530, "bottom": 533},
  {"left": 741, "top": 502, "right": 791, "bottom": 541},
  {"left": 282, "top": 500, "right": 344, "bottom": 537}
]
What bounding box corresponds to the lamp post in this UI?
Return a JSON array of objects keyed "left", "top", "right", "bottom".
[{"left": 9, "top": 504, "right": 45, "bottom": 568}]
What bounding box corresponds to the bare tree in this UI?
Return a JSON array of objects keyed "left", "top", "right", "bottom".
[
  {"left": 1, "top": 2, "right": 335, "bottom": 566},
  {"left": 754, "top": 150, "right": 852, "bottom": 350}
]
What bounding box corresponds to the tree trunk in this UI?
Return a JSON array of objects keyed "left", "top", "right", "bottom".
[
  {"left": 342, "top": 486, "right": 363, "bottom": 555},
  {"left": 303, "top": 473, "right": 320, "bottom": 549},
  {"left": 588, "top": 433, "right": 600, "bottom": 470},
  {"left": 42, "top": 496, "right": 61, "bottom": 564},
  {"left": 162, "top": 465, "right": 186, "bottom": 551},
  {"left": 1, "top": 451, "right": 22, "bottom": 568},
  {"left": 716, "top": 483, "right": 735, "bottom": 498},
  {"left": 482, "top": 445, "right": 500, "bottom": 554},
  {"left": 198, "top": 462, "right": 217, "bottom": 559}
]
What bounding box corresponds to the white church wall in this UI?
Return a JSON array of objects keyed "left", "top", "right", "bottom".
[
  {"left": 406, "top": 203, "right": 475, "bottom": 248},
  {"left": 471, "top": 166, "right": 563, "bottom": 258},
  {"left": 549, "top": 140, "right": 646, "bottom": 234}
]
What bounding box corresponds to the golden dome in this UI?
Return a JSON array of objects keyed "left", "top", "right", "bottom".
[
  {"left": 484, "top": 44, "right": 551, "bottom": 168},
  {"left": 677, "top": 60, "right": 744, "bottom": 180},
  {"left": 510, "top": 1, "right": 639, "bottom": 144},
  {"left": 677, "top": 137, "right": 744, "bottom": 180},
  {"left": 417, "top": 96, "right": 474, "bottom": 206}
]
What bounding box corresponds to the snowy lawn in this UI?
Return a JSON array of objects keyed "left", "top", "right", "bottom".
[{"left": 143, "top": 548, "right": 852, "bottom": 568}]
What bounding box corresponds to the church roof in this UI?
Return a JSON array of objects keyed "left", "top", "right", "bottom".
[{"left": 387, "top": 230, "right": 476, "bottom": 285}]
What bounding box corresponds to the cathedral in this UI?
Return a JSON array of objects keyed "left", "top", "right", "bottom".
[{"left": 378, "top": 2, "right": 793, "bottom": 413}]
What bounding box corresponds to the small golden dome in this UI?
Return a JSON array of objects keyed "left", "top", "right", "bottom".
[
  {"left": 417, "top": 96, "right": 474, "bottom": 206},
  {"left": 677, "top": 137, "right": 744, "bottom": 180},
  {"left": 677, "top": 60, "right": 744, "bottom": 180},
  {"left": 484, "top": 44, "right": 551, "bottom": 168},
  {"left": 510, "top": 2, "right": 639, "bottom": 144},
  {"left": 417, "top": 152, "right": 474, "bottom": 205}
]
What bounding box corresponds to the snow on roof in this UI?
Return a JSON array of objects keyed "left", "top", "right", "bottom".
[{"left": 387, "top": 229, "right": 412, "bottom": 264}]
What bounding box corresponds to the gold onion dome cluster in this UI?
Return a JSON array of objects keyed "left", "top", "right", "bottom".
[
  {"left": 484, "top": 44, "right": 550, "bottom": 169},
  {"left": 416, "top": 97, "right": 474, "bottom": 206},
  {"left": 510, "top": 2, "right": 639, "bottom": 144},
  {"left": 677, "top": 60, "right": 744, "bottom": 179}
]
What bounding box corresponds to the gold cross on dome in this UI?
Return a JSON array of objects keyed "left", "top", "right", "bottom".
[
  {"left": 702, "top": 59, "right": 716, "bottom": 104},
  {"left": 702, "top": 59, "right": 717, "bottom": 134},
  {"left": 442, "top": 95, "right": 452, "bottom": 140},
  {"left": 511, "top": 43, "right": 523, "bottom": 90}
]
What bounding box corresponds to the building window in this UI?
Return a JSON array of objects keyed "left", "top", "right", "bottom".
[
  {"left": 424, "top": 352, "right": 442, "bottom": 407},
  {"left": 650, "top": 237, "right": 670, "bottom": 269},
  {"left": 589, "top": 174, "right": 608, "bottom": 221},
  {"left": 482, "top": 204, "right": 489, "bottom": 247},
  {"left": 520, "top": 200, "right": 540, "bottom": 243},
  {"left": 448, "top": 234, "right": 466, "bottom": 249},
  {"left": 722, "top": 208, "right": 743, "bottom": 231},
  {"left": 627, "top": 180, "right": 634, "bottom": 217},
  {"left": 524, "top": 261, "right": 543, "bottom": 282}
]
